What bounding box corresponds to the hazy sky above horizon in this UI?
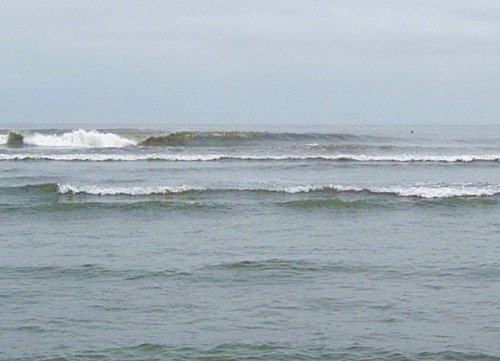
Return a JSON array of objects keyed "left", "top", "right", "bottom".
[{"left": 1, "top": 1, "right": 499, "bottom": 125}]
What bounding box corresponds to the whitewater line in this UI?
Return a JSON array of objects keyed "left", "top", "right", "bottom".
[
  {"left": 1, "top": 153, "right": 499, "bottom": 162},
  {"left": 55, "top": 183, "right": 500, "bottom": 198}
]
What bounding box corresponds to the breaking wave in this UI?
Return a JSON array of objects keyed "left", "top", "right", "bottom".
[
  {"left": 138, "top": 131, "right": 393, "bottom": 146},
  {"left": 374, "top": 184, "right": 500, "bottom": 198},
  {"left": 54, "top": 183, "right": 500, "bottom": 198},
  {"left": 57, "top": 184, "right": 205, "bottom": 195},
  {"left": 1, "top": 153, "right": 499, "bottom": 162},
  {"left": 24, "top": 129, "right": 137, "bottom": 147},
  {"left": 55, "top": 184, "right": 343, "bottom": 195},
  {"left": 3, "top": 129, "right": 136, "bottom": 148},
  {"left": 6, "top": 182, "right": 499, "bottom": 199},
  {"left": 1, "top": 130, "right": 396, "bottom": 148}
]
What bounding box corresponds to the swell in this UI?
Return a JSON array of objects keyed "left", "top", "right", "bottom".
[
  {"left": 55, "top": 183, "right": 500, "bottom": 199},
  {"left": 280, "top": 198, "right": 373, "bottom": 209},
  {"left": 0, "top": 130, "right": 396, "bottom": 148},
  {"left": 210, "top": 259, "right": 369, "bottom": 274},
  {"left": 210, "top": 259, "right": 500, "bottom": 281},
  {"left": 0, "top": 264, "right": 189, "bottom": 281},
  {"left": 138, "top": 131, "right": 396, "bottom": 146},
  {"left": 5, "top": 260, "right": 498, "bottom": 283},
  {"left": 305, "top": 143, "right": 500, "bottom": 152},
  {"left": 1, "top": 153, "right": 500, "bottom": 162},
  {"left": 0, "top": 200, "right": 225, "bottom": 213},
  {"left": 3, "top": 182, "right": 500, "bottom": 199},
  {"left": 15, "top": 343, "right": 500, "bottom": 361}
]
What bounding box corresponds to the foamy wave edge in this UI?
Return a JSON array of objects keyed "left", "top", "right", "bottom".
[
  {"left": 0, "top": 129, "right": 136, "bottom": 148},
  {"left": 56, "top": 183, "right": 500, "bottom": 198},
  {"left": 2, "top": 153, "right": 500, "bottom": 162},
  {"left": 57, "top": 184, "right": 206, "bottom": 196}
]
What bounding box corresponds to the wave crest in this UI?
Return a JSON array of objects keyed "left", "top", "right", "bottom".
[
  {"left": 57, "top": 184, "right": 205, "bottom": 195},
  {"left": 1, "top": 153, "right": 500, "bottom": 162},
  {"left": 376, "top": 184, "right": 500, "bottom": 198},
  {"left": 5, "top": 182, "right": 498, "bottom": 199},
  {"left": 52, "top": 183, "right": 500, "bottom": 198},
  {"left": 18, "top": 129, "right": 136, "bottom": 148}
]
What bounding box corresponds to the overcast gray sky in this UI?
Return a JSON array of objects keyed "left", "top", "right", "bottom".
[{"left": 1, "top": 0, "right": 499, "bottom": 125}]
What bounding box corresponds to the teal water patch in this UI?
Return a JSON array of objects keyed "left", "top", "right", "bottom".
[
  {"left": 139, "top": 131, "right": 260, "bottom": 147},
  {"left": 432, "top": 196, "right": 498, "bottom": 207},
  {"left": 32, "top": 200, "right": 226, "bottom": 213},
  {"left": 0, "top": 183, "right": 59, "bottom": 195},
  {"left": 23, "top": 183, "right": 60, "bottom": 193},
  {"left": 412, "top": 196, "right": 500, "bottom": 209},
  {"left": 280, "top": 197, "right": 373, "bottom": 209},
  {"left": 196, "top": 259, "right": 387, "bottom": 285},
  {"left": 208, "top": 259, "right": 375, "bottom": 275},
  {"left": 137, "top": 131, "right": 391, "bottom": 147},
  {"left": 6, "top": 131, "right": 24, "bottom": 147}
]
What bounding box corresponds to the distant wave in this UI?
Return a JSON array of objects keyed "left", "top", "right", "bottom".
[
  {"left": 0, "top": 129, "right": 136, "bottom": 148},
  {"left": 1, "top": 153, "right": 499, "bottom": 162},
  {"left": 0, "top": 264, "right": 188, "bottom": 281},
  {"left": 138, "top": 131, "right": 394, "bottom": 146},
  {"left": 1, "top": 129, "right": 397, "bottom": 148},
  {"left": 24, "top": 129, "right": 137, "bottom": 147},
  {"left": 53, "top": 183, "right": 500, "bottom": 198},
  {"left": 210, "top": 259, "right": 366, "bottom": 274}
]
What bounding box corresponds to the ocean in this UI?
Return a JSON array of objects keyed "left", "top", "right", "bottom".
[{"left": 0, "top": 124, "right": 499, "bottom": 360}]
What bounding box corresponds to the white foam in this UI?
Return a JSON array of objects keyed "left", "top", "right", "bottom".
[
  {"left": 56, "top": 183, "right": 358, "bottom": 196},
  {"left": 23, "top": 129, "right": 136, "bottom": 148},
  {"left": 340, "top": 154, "right": 500, "bottom": 162},
  {"left": 374, "top": 184, "right": 500, "bottom": 198},
  {"left": 280, "top": 185, "right": 362, "bottom": 193},
  {"left": 57, "top": 184, "right": 205, "bottom": 195},
  {"left": 0, "top": 153, "right": 225, "bottom": 161},
  {"left": 1, "top": 153, "right": 499, "bottom": 162},
  {"left": 54, "top": 182, "right": 499, "bottom": 198},
  {"left": 0, "top": 134, "right": 7, "bottom": 145}
]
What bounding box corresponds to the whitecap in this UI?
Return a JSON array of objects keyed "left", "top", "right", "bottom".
[
  {"left": 23, "top": 129, "right": 136, "bottom": 148},
  {"left": 57, "top": 184, "right": 205, "bottom": 195},
  {"left": 54, "top": 182, "right": 500, "bottom": 198},
  {"left": 1, "top": 153, "right": 500, "bottom": 162},
  {"left": 374, "top": 184, "right": 500, "bottom": 198}
]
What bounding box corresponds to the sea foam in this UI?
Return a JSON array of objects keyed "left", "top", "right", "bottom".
[
  {"left": 1, "top": 153, "right": 500, "bottom": 162},
  {"left": 57, "top": 184, "right": 205, "bottom": 195},
  {"left": 375, "top": 184, "right": 500, "bottom": 198},
  {"left": 55, "top": 183, "right": 500, "bottom": 198}
]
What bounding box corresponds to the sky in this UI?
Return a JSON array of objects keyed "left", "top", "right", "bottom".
[{"left": 1, "top": 0, "right": 499, "bottom": 125}]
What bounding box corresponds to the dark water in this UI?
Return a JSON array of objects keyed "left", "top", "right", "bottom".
[{"left": 0, "top": 125, "right": 499, "bottom": 360}]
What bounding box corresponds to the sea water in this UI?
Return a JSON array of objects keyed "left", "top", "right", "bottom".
[{"left": 0, "top": 124, "right": 499, "bottom": 360}]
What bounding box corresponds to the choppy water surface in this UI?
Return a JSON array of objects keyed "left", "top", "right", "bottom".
[{"left": 0, "top": 124, "right": 499, "bottom": 360}]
